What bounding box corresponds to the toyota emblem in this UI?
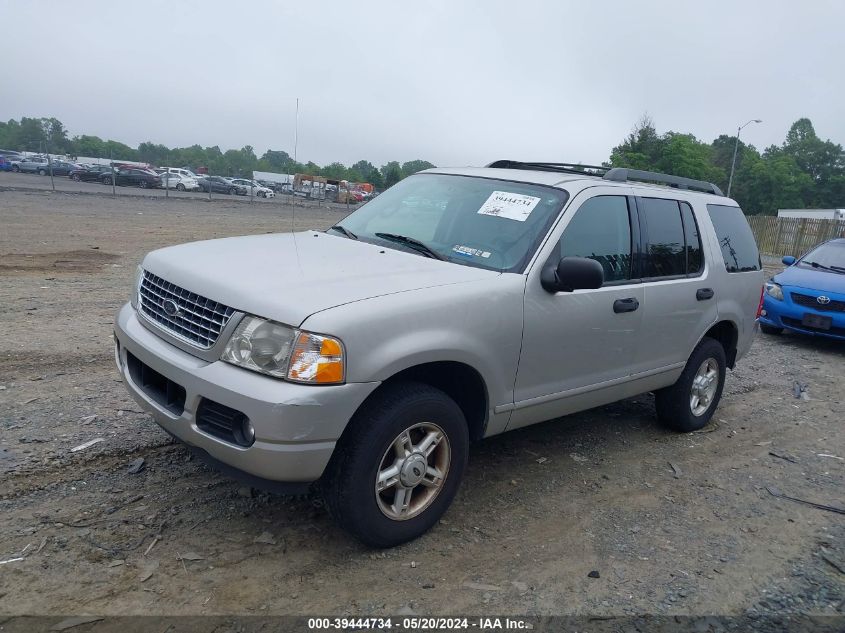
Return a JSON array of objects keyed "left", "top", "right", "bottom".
[
  {"left": 817, "top": 296, "right": 831, "bottom": 305},
  {"left": 162, "top": 299, "right": 182, "bottom": 317}
]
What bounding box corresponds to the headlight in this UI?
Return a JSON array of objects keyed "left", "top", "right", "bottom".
[
  {"left": 765, "top": 281, "right": 784, "bottom": 301},
  {"left": 221, "top": 316, "right": 296, "bottom": 378},
  {"left": 131, "top": 265, "right": 144, "bottom": 308},
  {"left": 221, "top": 316, "right": 345, "bottom": 384}
]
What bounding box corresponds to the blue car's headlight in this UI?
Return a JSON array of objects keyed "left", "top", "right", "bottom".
[{"left": 765, "top": 281, "right": 784, "bottom": 301}]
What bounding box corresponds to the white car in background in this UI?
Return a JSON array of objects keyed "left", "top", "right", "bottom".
[
  {"left": 160, "top": 172, "right": 200, "bottom": 191},
  {"left": 229, "top": 178, "right": 275, "bottom": 198}
]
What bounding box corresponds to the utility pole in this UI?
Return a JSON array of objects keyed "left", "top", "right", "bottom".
[
  {"left": 294, "top": 97, "right": 299, "bottom": 165},
  {"left": 727, "top": 119, "right": 762, "bottom": 197}
]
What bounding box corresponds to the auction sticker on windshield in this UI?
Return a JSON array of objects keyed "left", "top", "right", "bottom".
[{"left": 477, "top": 191, "right": 541, "bottom": 222}]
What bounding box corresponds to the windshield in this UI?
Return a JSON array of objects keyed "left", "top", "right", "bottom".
[
  {"left": 799, "top": 241, "right": 845, "bottom": 271},
  {"left": 335, "top": 173, "right": 569, "bottom": 272}
]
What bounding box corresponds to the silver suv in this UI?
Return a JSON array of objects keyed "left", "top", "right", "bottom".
[{"left": 114, "top": 161, "right": 764, "bottom": 546}]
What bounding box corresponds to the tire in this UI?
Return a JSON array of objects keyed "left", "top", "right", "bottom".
[
  {"left": 760, "top": 324, "right": 783, "bottom": 335},
  {"left": 655, "top": 337, "right": 726, "bottom": 433},
  {"left": 70, "top": 173, "right": 80, "bottom": 181},
  {"left": 12, "top": 165, "right": 19, "bottom": 172},
  {"left": 229, "top": 187, "right": 237, "bottom": 195},
  {"left": 322, "top": 381, "right": 469, "bottom": 548},
  {"left": 38, "top": 169, "right": 47, "bottom": 176},
  {"left": 176, "top": 183, "right": 185, "bottom": 192},
  {"left": 139, "top": 180, "right": 148, "bottom": 189}
]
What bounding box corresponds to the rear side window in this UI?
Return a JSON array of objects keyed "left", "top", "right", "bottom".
[
  {"left": 706, "top": 204, "right": 761, "bottom": 272},
  {"left": 640, "top": 198, "right": 686, "bottom": 277}
]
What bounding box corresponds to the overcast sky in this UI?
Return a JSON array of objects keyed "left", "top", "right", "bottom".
[{"left": 2, "top": 0, "right": 843, "bottom": 167}]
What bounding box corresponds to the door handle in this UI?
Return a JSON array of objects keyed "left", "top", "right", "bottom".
[
  {"left": 696, "top": 288, "right": 715, "bottom": 301},
  {"left": 613, "top": 298, "right": 639, "bottom": 313}
]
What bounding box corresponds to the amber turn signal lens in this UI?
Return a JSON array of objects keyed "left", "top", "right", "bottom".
[{"left": 287, "top": 331, "right": 345, "bottom": 384}]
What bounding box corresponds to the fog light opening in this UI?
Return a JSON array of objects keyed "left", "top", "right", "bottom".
[{"left": 232, "top": 414, "right": 256, "bottom": 447}]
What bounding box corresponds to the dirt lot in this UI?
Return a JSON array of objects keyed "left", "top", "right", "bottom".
[{"left": 1, "top": 186, "right": 843, "bottom": 619}]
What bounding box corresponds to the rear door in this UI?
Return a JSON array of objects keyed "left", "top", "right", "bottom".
[{"left": 636, "top": 195, "right": 718, "bottom": 371}]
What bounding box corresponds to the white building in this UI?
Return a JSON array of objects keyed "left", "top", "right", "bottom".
[{"left": 777, "top": 209, "right": 845, "bottom": 221}]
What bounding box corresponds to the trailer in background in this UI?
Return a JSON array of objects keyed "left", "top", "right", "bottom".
[{"left": 777, "top": 209, "right": 845, "bottom": 221}]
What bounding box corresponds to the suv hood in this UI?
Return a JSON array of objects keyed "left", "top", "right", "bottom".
[
  {"left": 774, "top": 265, "right": 845, "bottom": 294},
  {"left": 142, "top": 231, "right": 499, "bottom": 326}
]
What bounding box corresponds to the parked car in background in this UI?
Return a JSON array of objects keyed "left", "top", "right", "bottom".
[
  {"left": 19, "top": 159, "right": 79, "bottom": 176},
  {"left": 160, "top": 172, "right": 200, "bottom": 191},
  {"left": 101, "top": 168, "right": 161, "bottom": 188},
  {"left": 229, "top": 178, "right": 275, "bottom": 198},
  {"left": 0, "top": 156, "right": 12, "bottom": 172},
  {"left": 760, "top": 238, "right": 845, "bottom": 340},
  {"left": 197, "top": 176, "right": 245, "bottom": 195},
  {"left": 16, "top": 157, "right": 49, "bottom": 173},
  {"left": 159, "top": 167, "right": 201, "bottom": 180},
  {"left": 69, "top": 164, "right": 114, "bottom": 182}
]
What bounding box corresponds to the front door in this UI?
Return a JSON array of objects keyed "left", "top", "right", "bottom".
[{"left": 510, "top": 190, "right": 644, "bottom": 430}]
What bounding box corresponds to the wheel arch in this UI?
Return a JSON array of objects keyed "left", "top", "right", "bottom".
[
  {"left": 701, "top": 320, "right": 739, "bottom": 369},
  {"left": 347, "top": 361, "right": 489, "bottom": 443}
]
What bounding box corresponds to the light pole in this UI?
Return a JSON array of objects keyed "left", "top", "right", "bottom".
[{"left": 727, "top": 119, "right": 762, "bottom": 197}]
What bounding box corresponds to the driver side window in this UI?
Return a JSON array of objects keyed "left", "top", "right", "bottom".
[{"left": 557, "top": 195, "right": 632, "bottom": 283}]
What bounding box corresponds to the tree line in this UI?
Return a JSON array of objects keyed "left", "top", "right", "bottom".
[
  {"left": 609, "top": 116, "right": 844, "bottom": 214},
  {"left": 1, "top": 115, "right": 842, "bottom": 212},
  {"left": 0, "top": 117, "right": 435, "bottom": 190}
]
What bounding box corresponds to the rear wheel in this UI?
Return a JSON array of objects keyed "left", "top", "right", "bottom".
[
  {"left": 12, "top": 165, "right": 19, "bottom": 172},
  {"left": 655, "top": 337, "right": 726, "bottom": 433},
  {"left": 70, "top": 173, "right": 81, "bottom": 181},
  {"left": 760, "top": 324, "right": 783, "bottom": 335},
  {"left": 38, "top": 168, "right": 47, "bottom": 176},
  {"left": 229, "top": 187, "right": 237, "bottom": 195},
  {"left": 322, "top": 381, "right": 468, "bottom": 548},
  {"left": 139, "top": 180, "right": 149, "bottom": 189},
  {"left": 176, "top": 183, "right": 186, "bottom": 192}
]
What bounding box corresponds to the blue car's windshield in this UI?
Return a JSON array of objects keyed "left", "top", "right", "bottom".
[
  {"left": 799, "top": 241, "right": 845, "bottom": 273},
  {"left": 333, "top": 173, "right": 569, "bottom": 273}
]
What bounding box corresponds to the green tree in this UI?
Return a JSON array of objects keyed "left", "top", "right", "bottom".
[
  {"left": 400, "top": 159, "right": 435, "bottom": 178},
  {"left": 381, "top": 161, "right": 402, "bottom": 188}
]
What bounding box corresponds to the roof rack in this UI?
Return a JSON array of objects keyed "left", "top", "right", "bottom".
[
  {"left": 602, "top": 168, "right": 724, "bottom": 196},
  {"left": 486, "top": 160, "right": 725, "bottom": 196},
  {"left": 486, "top": 160, "right": 609, "bottom": 176}
]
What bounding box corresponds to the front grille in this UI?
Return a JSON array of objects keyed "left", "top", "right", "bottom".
[
  {"left": 782, "top": 317, "right": 845, "bottom": 337},
  {"left": 196, "top": 399, "right": 253, "bottom": 447},
  {"left": 139, "top": 270, "right": 236, "bottom": 349},
  {"left": 791, "top": 292, "right": 845, "bottom": 313},
  {"left": 126, "top": 351, "right": 186, "bottom": 415}
]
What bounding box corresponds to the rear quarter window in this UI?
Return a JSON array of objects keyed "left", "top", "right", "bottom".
[{"left": 706, "top": 204, "right": 761, "bottom": 272}]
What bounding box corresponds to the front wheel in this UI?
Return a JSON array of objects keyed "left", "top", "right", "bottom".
[
  {"left": 12, "top": 165, "right": 19, "bottom": 172},
  {"left": 322, "top": 381, "right": 468, "bottom": 548},
  {"left": 38, "top": 169, "right": 47, "bottom": 176},
  {"left": 176, "top": 183, "right": 185, "bottom": 191},
  {"left": 229, "top": 187, "right": 237, "bottom": 195},
  {"left": 139, "top": 180, "right": 148, "bottom": 188},
  {"left": 760, "top": 324, "right": 783, "bottom": 335},
  {"left": 70, "top": 173, "right": 81, "bottom": 181},
  {"left": 655, "top": 337, "right": 726, "bottom": 433}
]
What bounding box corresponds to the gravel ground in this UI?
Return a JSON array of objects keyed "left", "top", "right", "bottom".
[{"left": 0, "top": 185, "right": 843, "bottom": 619}]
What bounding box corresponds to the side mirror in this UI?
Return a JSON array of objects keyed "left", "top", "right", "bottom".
[
  {"left": 782, "top": 255, "right": 796, "bottom": 266},
  {"left": 541, "top": 256, "right": 605, "bottom": 293}
]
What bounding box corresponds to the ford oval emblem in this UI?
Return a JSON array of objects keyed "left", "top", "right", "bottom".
[
  {"left": 817, "top": 295, "right": 831, "bottom": 305},
  {"left": 162, "top": 299, "right": 181, "bottom": 317}
]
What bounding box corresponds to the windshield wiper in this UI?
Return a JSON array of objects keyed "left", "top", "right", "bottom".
[
  {"left": 804, "top": 260, "right": 845, "bottom": 274},
  {"left": 327, "top": 225, "right": 358, "bottom": 240},
  {"left": 374, "top": 232, "right": 445, "bottom": 260}
]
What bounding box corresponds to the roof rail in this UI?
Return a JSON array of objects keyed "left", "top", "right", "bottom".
[
  {"left": 603, "top": 168, "right": 724, "bottom": 196},
  {"left": 486, "top": 160, "right": 609, "bottom": 176}
]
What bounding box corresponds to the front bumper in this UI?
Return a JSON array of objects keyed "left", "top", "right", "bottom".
[
  {"left": 114, "top": 303, "right": 380, "bottom": 483},
  {"left": 761, "top": 290, "right": 845, "bottom": 340}
]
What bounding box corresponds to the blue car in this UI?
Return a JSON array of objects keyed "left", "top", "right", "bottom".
[
  {"left": 0, "top": 156, "right": 12, "bottom": 172},
  {"left": 760, "top": 238, "right": 845, "bottom": 340}
]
